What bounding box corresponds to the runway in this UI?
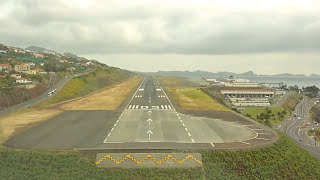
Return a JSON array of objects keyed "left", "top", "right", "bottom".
[{"left": 5, "top": 75, "right": 277, "bottom": 150}]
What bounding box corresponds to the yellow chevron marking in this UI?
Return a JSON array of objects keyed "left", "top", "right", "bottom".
[{"left": 95, "top": 154, "right": 202, "bottom": 165}]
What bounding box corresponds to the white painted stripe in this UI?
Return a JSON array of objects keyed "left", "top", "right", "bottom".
[
  {"left": 128, "top": 105, "right": 132, "bottom": 109},
  {"left": 191, "top": 138, "right": 195, "bottom": 143},
  {"left": 111, "top": 128, "right": 114, "bottom": 131},
  {"left": 114, "top": 123, "right": 117, "bottom": 127},
  {"left": 210, "top": 142, "right": 215, "bottom": 147},
  {"left": 185, "top": 128, "right": 188, "bottom": 131},
  {"left": 135, "top": 105, "right": 139, "bottom": 109},
  {"left": 240, "top": 141, "right": 250, "bottom": 145},
  {"left": 256, "top": 137, "right": 269, "bottom": 140},
  {"left": 182, "top": 123, "right": 186, "bottom": 126},
  {"left": 164, "top": 105, "right": 168, "bottom": 109},
  {"left": 180, "top": 120, "right": 183, "bottom": 123},
  {"left": 107, "top": 133, "right": 111, "bottom": 137},
  {"left": 176, "top": 114, "right": 179, "bottom": 117},
  {"left": 168, "top": 105, "right": 172, "bottom": 109},
  {"left": 178, "top": 116, "right": 181, "bottom": 119},
  {"left": 132, "top": 105, "right": 135, "bottom": 109},
  {"left": 188, "top": 133, "right": 191, "bottom": 137},
  {"left": 161, "top": 105, "right": 164, "bottom": 109}
]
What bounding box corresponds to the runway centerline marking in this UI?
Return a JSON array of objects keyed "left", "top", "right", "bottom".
[
  {"left": 191, "top": 138, "right": 195, "bottom": 143},
  {"left": 188, "top": 133, "right": 191, "bottom": 137}
]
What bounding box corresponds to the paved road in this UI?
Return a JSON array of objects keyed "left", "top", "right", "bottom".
[
  {"left": 0, "top": 71, "right": 92, "bottom": 118},
  {"left": 280, "top": 97, "right": 320, "bottom": 160},
  {"left": 5, "top": 75, "right": 277, "bottom": 151}
]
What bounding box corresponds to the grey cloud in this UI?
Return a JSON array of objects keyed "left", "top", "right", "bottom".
[{"left": 1, "top": 0, "right": 320, "bottom": 55}]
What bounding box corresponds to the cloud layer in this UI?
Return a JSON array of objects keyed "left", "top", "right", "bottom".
[{"left": 1, "top": 0, "right": 320, "bottom": 55}]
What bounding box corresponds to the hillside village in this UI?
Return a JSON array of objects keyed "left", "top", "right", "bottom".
[
  {"left": 0, "top": 43, "right": 107, "bottom": 110},
  {"left": 0, "top": 43, "right": 106, "bottom": 87}
]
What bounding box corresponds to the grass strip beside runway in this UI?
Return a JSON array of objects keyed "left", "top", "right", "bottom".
[{"left": 167, "top": 87, "right": 229, "bottom": 111}]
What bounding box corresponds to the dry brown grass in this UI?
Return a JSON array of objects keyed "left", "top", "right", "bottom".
[
  {"left": 0, "top": 76, "right": 143, "bottom": 143},
  {"left": 0, "top": 108, "right": 62, "bottom": 143},
  {"left": 56, "top": 76, "right": 143, "bottom": 110}
]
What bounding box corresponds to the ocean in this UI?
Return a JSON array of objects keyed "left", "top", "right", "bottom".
[
  {"left": 245, "top": 76, "right": 320, "bottom": 88},
  {"left": 190, "top": 76, "right": 320, "bottom": 88}
]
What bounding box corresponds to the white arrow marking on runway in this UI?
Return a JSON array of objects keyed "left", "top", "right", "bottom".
[
  {"left": 148, "top": 111, "right": 152, "bottom": 115},
  {"left": 147, "top": 130, "right": 153, "bottom": 140},
  {"left": 147, "top": 118, "right": 153, "bottom": 125}
]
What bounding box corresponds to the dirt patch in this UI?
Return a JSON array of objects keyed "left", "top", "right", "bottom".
[
  {"left": 55, "top": 76, "right": 143, "bottom": 110},
  {"left": 0, "top": 108, "right": 62, "bottom": 143}
]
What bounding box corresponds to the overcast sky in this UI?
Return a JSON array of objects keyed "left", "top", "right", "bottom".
[{"left": 1, "top": 0, "right": 320, "bottom": 74}]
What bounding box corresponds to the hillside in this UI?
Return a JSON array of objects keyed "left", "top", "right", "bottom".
[{"left": 48, "top": 68, "right": 135, "bottom": 104}]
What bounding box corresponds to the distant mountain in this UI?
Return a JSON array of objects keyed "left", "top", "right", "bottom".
[
  {"left": 63, "top": 52, "right": 89, "bottom": 61},
  {"left": 26, "top": 46, "right": 59, "bottom": 55},
  {"left": 155, "top": 70, "right": 318, "bottom": 78}
]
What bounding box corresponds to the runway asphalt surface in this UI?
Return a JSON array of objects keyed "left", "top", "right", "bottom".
[{"left": 5, "top": 75, "right": 277, "bottom": 151}]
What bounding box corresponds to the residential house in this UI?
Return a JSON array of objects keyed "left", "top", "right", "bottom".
[
  {"left": 0, "top": 63, "right": 11, "bottom": 71},
  {"left": 33, "top": 53, "right": 45, "bottom": 58},
  {"left": 66, "top": 67, "right": 75, "bottom": 71},
  {"left": 0, "top": 75, "right": 6, "bottom": 78},
  {"left": 0, "top": 50, "right": 7, "bottom": 54},
  {"left": 25, "top": 70, "right": 37, "bottom": 75},
  {"left": 15, "top": 63, "right": 30, "bottom": 72},
  {"left": 39, "top": 62, "right": 45, "bottom": 66},
  {"left": 33, "top": 68, "right": 44, "bottom": 73},
  {"left": 10, "top": 74, "right": 21, "bottom": 79},
  {"left": 16, "top": 77, "right": 32, "bottom": 84},
  {"left": 26, "top": 62, "right": 36, "bottom": 66}
]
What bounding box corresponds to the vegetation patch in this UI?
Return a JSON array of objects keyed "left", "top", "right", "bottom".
[
  {"left": 244, "top": 107, "right": 289, "bottom": 126},
  {"left": 48, "top": 68, "right": 133, "bottom": 104},
  {"left": 58, "top": 76, "right": 143, "bottom": 110},
  {"left": 244, "top": 92, "right": 302, "bottom": 126},
  {"left": 157, "top": 76, "right": 190, "bottom": 87},
  {"left": 167, "top": 87, "right": 229, "bottom": 111},
  {"left": 0, "top": 135, "right": 319, "bottom": 179}
]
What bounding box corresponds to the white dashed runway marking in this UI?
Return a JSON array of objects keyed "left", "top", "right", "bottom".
[{"left": 127, "top": 105, "right": 172, "bottom": 109}]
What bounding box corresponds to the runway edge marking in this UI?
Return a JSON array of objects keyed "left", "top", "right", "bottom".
[{"left": 103, "top": 77, "right": 146, "bottom": 143}]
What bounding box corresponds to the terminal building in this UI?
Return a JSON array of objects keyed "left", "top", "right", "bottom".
[{"left": 221, "top": 89, "right": 275, "bottom": 107}]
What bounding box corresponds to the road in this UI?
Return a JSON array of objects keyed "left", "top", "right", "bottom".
[
  {"left": 0, "top": 71, "right": 92, "bottom": 118},
  {"left": 280, "top": 97, "right": 320, "bottom": 160},
  {"left": 5, "top": 75, "right": 277, "bottom": 151}
]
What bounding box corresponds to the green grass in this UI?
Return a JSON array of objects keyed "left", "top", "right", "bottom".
[
  {"left": 244, "top": 92, "right": 302, "bottom": 126},
  {"left": 48, "top": 68, "right": 132, "bottom": 104},
  {"left": 167, "top": 87, "right": 229, "bottom": 111},
  {"left": 244, "top": 107, "right": 290, "bottom": 126},
  {"left": 0, "top": 135, "right": 319, "bottom": 179}
]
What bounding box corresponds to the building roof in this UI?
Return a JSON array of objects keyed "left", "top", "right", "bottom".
[
  {"left": 0, "top": 63, "right": 10, "bottom": 67},
  {"left": 0, "top": 75, "right": 6, "bottom": 78}
]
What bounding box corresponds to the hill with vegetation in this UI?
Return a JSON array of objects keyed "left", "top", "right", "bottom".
[{"left": 48, "top": 68, "right": 134, "bottom": 104}]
